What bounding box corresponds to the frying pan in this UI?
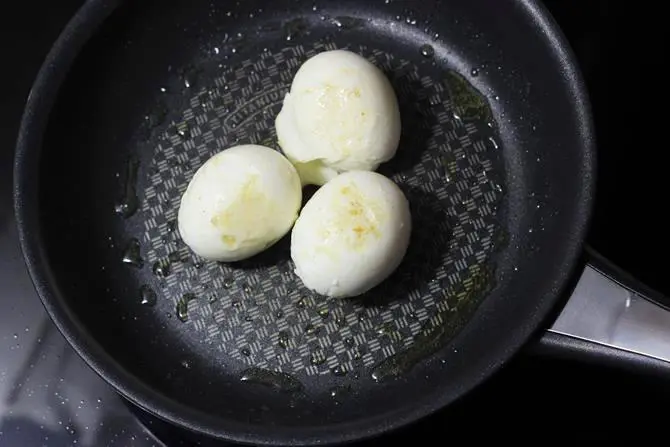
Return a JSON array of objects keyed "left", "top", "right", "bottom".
[{"left": 14, "top": 0, "right": 597, "bottom": 444}]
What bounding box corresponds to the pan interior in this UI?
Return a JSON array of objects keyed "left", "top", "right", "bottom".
[
  {"left": 32, "top": 0, "right": 589, "bottom": 437},
  {"left": 138, "top": 32, "right": 506, "bottom": 372}
]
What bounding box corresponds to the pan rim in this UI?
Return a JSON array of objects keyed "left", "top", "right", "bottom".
[{"left": 13, "top": 0, "right": 596, "bottom": 444}]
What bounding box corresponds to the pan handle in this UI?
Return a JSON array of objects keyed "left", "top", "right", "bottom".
[{"left": 531, "top": 247, "right": 670, "bottom": 373}]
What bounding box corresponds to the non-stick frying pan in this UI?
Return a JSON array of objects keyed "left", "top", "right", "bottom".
[{"left": 15, "top": 0, "right": 595, "bottom": 444}]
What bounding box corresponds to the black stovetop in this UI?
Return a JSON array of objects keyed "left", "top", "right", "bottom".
[{"left": 2, "top": 1, "right": 670, "bottom": 445}]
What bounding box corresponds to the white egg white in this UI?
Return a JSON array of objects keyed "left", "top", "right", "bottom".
[
  {"left": 178, "top": 144, "right": 302, "bottom": 262},
  {"left": 290, "top": 171, "right": 411, "bottom": 298},
  {"left": 275, "top": 49, "right": 401, "bottom": 186}
]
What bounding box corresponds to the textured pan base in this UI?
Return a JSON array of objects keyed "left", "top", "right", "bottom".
[{"left": 137, "top": 30, "right": 505, "bottom": 381}]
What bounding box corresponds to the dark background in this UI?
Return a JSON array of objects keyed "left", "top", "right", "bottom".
[{"left": 2, "top": 0, "right": 670, "bottom": 443}]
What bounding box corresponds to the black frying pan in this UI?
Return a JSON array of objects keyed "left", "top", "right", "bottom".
[{"left": 14, "top": 0, "right": 595, "bottom": 444}]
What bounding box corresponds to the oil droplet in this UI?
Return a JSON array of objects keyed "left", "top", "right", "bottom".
[
  {"left": 193, "top": 260, "right": 204, "bottom": 269},
  {"left": 168, "top": 252, "right": 183, "bottom": 263},
  {"left": 240, "top": 367, "right": 303, "bottom": 393},
  {"left": 353, "top": 349, "right": 363, "bottom": 361},
  {"left": 331, "top": 365, "right": 347, "bottom": 377},
  {"left": 140, "top": 285, "right": 157, "bottom": 306},
  {"left": 223, "top": 277, "right": 234, "bottom": 288},
  {"left": 275, "top": 310, "right": 284, "bottom": 319},
  {"left": 284, "top": 17, "right": 308, "bottom": 41},
  {"left": 240, "top": 347, "right": 251, "bottom": 356},
  {"left": 231, "top": 300, "right": 241, "bottom": 308},
  {"left": 335, "top": 316, "right": 346, "bottom": 327},
  {"left": 152, "top": 260, "right": 170, "bottom": 278},
  {"left": 176, "top": 293, "right": 196, "bottom": 322},
  {"left": 375, "top": 322, "right": 394, "bottom": 336},
  {"left": 344, "top": 337, "right": 355, "bottom": 348},
  {"left": 304, "top": 324, "right": 319, "bottom": 336},
  {"left": 176, "top": 122, "right": 190, "bottom": 140},
  {"left": 121, "top": 238, "right": 143, "bottom": 268},
  {"left": 278, "top": 330, "right": 290, "bottom": 349},
  {"left": 470, "top": 68, "right": 479, "bottom": 77},
  {"left": 242, "top": 283, "right": 252, "bottom": 294},
  {"left": 357, "top": 312, "right": 366, "bottom": 322},
  {"left": 208, "top": 295, "right": 218, "bottom": 304},
  {"left": 329, "top": 384, "right": 352, "bottom": 399},
  {"left": 318, "top": 308, "right": 330, "bottom": 320},
  {"left": 295, "top": 298, "right": 306, "bottom": 309},
  {"left": 310, "top": 349, "right": 326, "bottom": 365},
  {"left": 114, "top": 158, "right": 140, "bottom": 218},
  {"left": 419, "top": 44, "right": 434, "bottom": 58},
  {"left": 330, "top": 16, "right": 365, "bottom": 30}
]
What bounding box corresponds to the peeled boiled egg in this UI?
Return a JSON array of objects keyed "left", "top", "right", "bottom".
[
  {"left": 178, "top": 144, "right": 302, "bottom": 262},
  {"left": 290, "top": 171, "right": 411, "bottom": 298},
  {"left": 275, "top": 49, "right": 401, "bottom": 186}
]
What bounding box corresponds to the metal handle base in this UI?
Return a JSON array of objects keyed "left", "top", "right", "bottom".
[{"left": 547, "top": 249, "right": 670, "bottom": 363}]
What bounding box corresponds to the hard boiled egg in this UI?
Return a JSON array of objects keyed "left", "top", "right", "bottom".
[
  {"left": 178, "top": 144, "right": 302, "bottom": 262},
  {"left": 290, "top": 171, "right": 411, "bottom": 298},
  {"left": 275, "top": 50, "right": 401, "bottom": 186}
]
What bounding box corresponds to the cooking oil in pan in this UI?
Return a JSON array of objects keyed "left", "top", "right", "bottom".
[
  {"left": 114, "top": 158, "right": 139, "bottom": 218},
  {"left": 175, "top": 122, "right": 191, "bottom": 141},
  {"left": 370, "top": 263, "right": 496, "bottom": 382},
  {"left": 121, "top": 238, "right": 143, "bottom": 268},
  {"left": 152, "top": 260, "right": 171, "bottom": 278},
  {"left": 329, "top": 385, "right": 352, "bottom": 400},
  {"left": 168, "top": 251, "right": 183, "bottom": 263},
  {"left": 240, "top": 367, "right": 304, "bottom": 393},
  {"left": 223, "top": 276, "right": 234, "bottom": 289},
  {"left": 277, "top": 331, "right": 290, "bottom": 349},
  {"left": 283, "top": 18, "right": 308, "bottom": 41},
  {"left": 304, "top": 324, "right": 319, "bottom": 336},
  {"left": 309, "top": 348, "right": 326, "bottom": 366},
  {"left": 331, "top": 365, "right": 347, "bottom": 377},
  {"left": 139, "top": 285, "right": 157, "bottom": 307},
  {"left": 176, "top": 293, "right": 196, "bottom": 322},
  {"left": 329, "top": 16, "right": 366, "bottom": 30},
  {"left": 444, "top": 71, "right": 491, "bottom": 122},
  {"left": 375, "top": 322, "right": 395, "bottom": 336},
  {"left": 419, "top": 44, "right": 434, "bottom": 58}
]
